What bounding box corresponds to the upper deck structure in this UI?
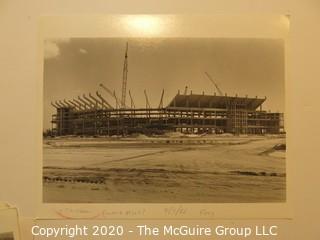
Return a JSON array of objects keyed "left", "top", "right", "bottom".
[{"left": 50, "top": 91, "right": 284, "bottom": 136}]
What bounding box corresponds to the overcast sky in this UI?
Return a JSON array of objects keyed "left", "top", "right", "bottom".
[{"left": 43, "top": 38, "right": 285, "bottom": 130}]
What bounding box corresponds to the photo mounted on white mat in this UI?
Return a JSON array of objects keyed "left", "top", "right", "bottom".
[{"left": 39, "top": 14, "right": 290, "bottom": 219}]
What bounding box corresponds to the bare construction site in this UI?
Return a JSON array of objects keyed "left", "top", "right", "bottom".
[{"left": 43, "top": 39, "right": 286, "bottom": 203}]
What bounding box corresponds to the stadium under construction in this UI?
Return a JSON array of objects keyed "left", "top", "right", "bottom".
[
  {"left": 50, "top": 91, "right": 284, "bottom": 136},
  {"left": 49, "top": 43, "right": 284, "bottom": 136}
]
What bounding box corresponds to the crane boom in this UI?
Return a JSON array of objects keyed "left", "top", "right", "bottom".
[
  {"left": 205, "top": 72, "right": 223, "bottom": 96},
  {"left": 121, "top": 42, "right": 129, "bottom": 108}
]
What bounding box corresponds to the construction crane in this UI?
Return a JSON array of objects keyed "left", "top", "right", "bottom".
[
  {"left": 121, "top": 42, "right": 129, "bottom": 108},
  {"left": 205, "top": 72, "right": 223, "bottom": 96},
  {"left": 144, "top": 89, "right": 151, "bottom": 109},
  {"left": 129, "top": 90, "right": 135, "bottom": 109},
  {"left": 158, "top": 89, "right": 164, "bottom": 108}
]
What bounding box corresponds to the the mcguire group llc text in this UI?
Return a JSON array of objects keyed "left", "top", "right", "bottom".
[{"left": 31, "top": 224, "right": 279, "bottom": 238}]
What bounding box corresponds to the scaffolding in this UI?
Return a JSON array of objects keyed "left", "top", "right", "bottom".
[{"left": 50, "top": 92, "right": 284, "bottom": 136}]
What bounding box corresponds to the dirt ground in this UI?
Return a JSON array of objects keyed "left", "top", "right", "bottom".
[{"left": 43, "top": 134, "right": 286, "bottom": 203}]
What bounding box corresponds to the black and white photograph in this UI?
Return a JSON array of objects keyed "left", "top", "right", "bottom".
[{"left": 43, "top": 37, "right": 286, "bottom": 203}]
